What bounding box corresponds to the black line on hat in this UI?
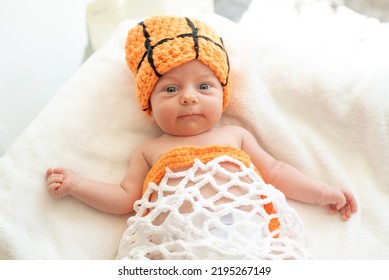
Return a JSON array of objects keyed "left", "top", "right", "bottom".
[
  {"left": 219, "top": 37, "right": 230, "bottom": 87},
  {"left": 137, "top": 21, "right": 162, "bottom": 78},
  {"left": 184, "top": 17, "right": 199, "bottom": 59}
]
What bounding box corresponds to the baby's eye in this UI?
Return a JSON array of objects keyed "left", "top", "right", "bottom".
[
  {"left": 199, "top": 83, "right": 211, "bottom": 90},
  {"left": 164, "top": 86, "right": 178, "bottom": 93}
]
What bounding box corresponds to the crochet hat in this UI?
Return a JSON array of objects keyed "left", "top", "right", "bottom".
[{"left": 125, "top": 16, "right": 230, "bottom": 115}]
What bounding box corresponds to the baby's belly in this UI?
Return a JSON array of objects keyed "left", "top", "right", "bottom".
[{"left": 148, "top": 161, "right": 259, "bottom": 225}]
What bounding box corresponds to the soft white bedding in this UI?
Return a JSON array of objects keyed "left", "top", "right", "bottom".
[{"left": 1, "top": 1, "right": 389, "bottom": 259}]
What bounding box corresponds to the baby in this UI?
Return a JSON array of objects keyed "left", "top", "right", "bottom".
[{"left": 46, "top": 16, "right": 357, "bottom": 259}]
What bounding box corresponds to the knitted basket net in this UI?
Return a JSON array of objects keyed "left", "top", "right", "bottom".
[{"left": 116, "top": 156, "right": 311, "bottom": 259}]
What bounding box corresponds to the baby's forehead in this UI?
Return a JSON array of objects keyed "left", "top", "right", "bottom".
[{"left": 161, "top": 60, "right": 216, "bottom": 77}]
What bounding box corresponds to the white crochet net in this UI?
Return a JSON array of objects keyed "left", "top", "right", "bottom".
[{"left": 116, "top": 156, "right": 311, "bottom": 259}]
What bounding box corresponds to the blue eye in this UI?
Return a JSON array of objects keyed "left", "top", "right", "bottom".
[
  {"left": 164, "top": 86, "right": 178, "bottom": 93},
  {"left": 199, "top": 83, "right": 211, "bottom": 90}
]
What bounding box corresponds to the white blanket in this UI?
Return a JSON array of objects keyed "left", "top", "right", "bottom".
[{"left": 1, "top": 2, "right": 389, "bottom": 259}]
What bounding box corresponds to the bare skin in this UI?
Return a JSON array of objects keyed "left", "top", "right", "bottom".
[{"left": 46, "top": 60, "right": 357, "bottom": 220}]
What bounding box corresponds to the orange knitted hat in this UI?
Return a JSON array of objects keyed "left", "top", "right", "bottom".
[{"left": 125, "top": 16, "right": 230, "bottom": 115}]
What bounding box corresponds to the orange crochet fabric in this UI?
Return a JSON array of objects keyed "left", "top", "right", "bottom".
[
  {"left": 125, "top": 16, "right": 230, "bottom": 115},
  {"left": 143, "top": 145, "right": 280, "bottom": 236}
]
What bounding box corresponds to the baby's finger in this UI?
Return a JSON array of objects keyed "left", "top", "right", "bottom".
[
  {"left": 46, "top": 167, "right": 64, "bottom": 178},
  {"left": 341, "top": 204, "right": 354, "bottom": 220},
  {"left": 46, "top": 174, "right": 63, "bottom": 185},
  {"left": 48, "top": 183, "right": 61, "bottom": 196},
  {"left": 343, "top": 190, "right": 358, "bottom": 213},
  {"left": 46, "top": 168, "right": 54, "bottom": 178},
  {"left": 341, "top": 210, "right": 351, "bottom": 220}
]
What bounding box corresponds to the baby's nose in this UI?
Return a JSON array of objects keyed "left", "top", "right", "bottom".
[{"left": 180, "top": 90, "right": 199, "bottom": 105}]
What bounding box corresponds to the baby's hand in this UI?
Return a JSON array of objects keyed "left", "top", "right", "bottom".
[
  {"left": 316, "top": 186, "right": 358, "bottom": 220},
  {"left": 46, "top": 168, "right": 78, "bottom": 198}
]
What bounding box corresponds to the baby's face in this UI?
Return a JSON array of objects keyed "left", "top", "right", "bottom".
[{"left": 149, "top": 60, "right": 224, "bottom": 136}]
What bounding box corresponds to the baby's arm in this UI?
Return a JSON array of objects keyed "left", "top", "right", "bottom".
[
  {"left": 238, "top": 127, "right": 357, "bottom": 220},
  {"left": 263, "top": 161, "right": 357, "bottom": 220},
  {"left": 46, "top": 147, "right": 148, "bottom": 214}
]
